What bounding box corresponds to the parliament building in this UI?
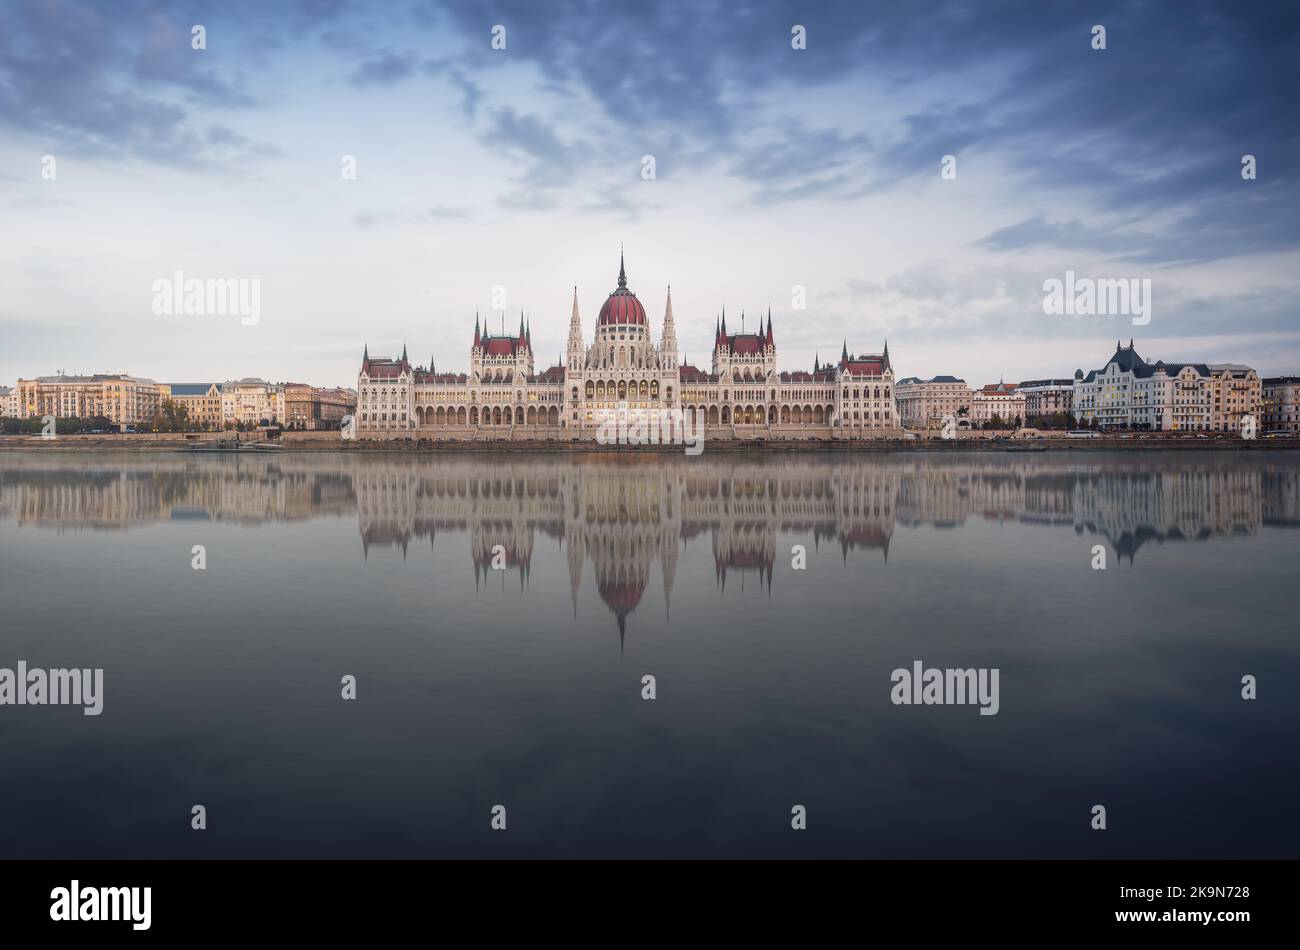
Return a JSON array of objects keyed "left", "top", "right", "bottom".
[{"left": 355, "top": 254, "right": 899, "bottom": 441}]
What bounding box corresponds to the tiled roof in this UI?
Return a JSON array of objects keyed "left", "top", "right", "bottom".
[
  {"left": 362, "top": 358, "right": 409, "bottom": 379},
  {"left": 482, "top": 336, "right": 523, "bottom": 356},
  {"left": 725, "top": 333, "right": 765, "bottom": 355},
  {"left": 1080, "top": 345, "right": 1214, "bottom": 383},
  {"left": 679, "top": 364, "right": 716, "bottom": 383},
  {"left": 841, "top": 358, "right": 886, "bottom": 377}
]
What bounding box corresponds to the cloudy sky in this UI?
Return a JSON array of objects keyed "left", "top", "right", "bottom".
[{"left": 1, "top": 0, "right": 1297, "bottom": 388}]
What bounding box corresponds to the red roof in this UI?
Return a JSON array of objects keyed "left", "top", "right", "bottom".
[
  {"left": 680, "top": 364, "right": 715, "bottom": 383},
  {"left": 597, "top": 289, "right": 646, "bottom": 326},
  {"left": 482, "top": 337, "right": 521, "bottom": 356},
  {"left": 842, "top": 359, "right": 885, "bottom": 377},
  {"left": 725, "top": 334, "right": 765, "bottom": 355},
  {"left": 362, "top": 358, "right": 408, "bottom": 379}
]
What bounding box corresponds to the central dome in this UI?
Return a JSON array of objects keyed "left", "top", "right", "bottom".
[{"left": 597, "top": 253, "right": 647, "bottom": 326}]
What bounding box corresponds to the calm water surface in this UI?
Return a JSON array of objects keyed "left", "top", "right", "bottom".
[{"left": 1, "top": 449, "right": 1297, "bottom": 858}]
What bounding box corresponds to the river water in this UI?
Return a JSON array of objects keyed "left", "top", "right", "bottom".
[{"left": 0, "top": 449, "right": 1296, "bottom": 857}]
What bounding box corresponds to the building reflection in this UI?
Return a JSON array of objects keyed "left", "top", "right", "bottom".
[{"left": 3, "top": 452, "right": 1298, "bottom": 635}]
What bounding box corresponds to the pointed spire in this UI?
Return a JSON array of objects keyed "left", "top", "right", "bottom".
[
  {"left": 883, "top": 338, "right": 889, "bottom": 367},
  {"left": 660, "top": 285, "right": 677, "bottom": 356},
  {"left": 721, "top": 307, "right": 727, "bottom": 337},
  {"left": 766, "top": 309, "right": 774, "bottom": 346},
  {"left": 814, "top": 353, "right": 820, "bottom": 372},
  {"left": 474, "top": 312, "right": 480, "bottom": 346},
  {"left": 363, "top": 342, "right": 369, "bottom": 362},
  {"left": 618, "top": 244, "right": 627, "bottom": 289},
  {"left": 401, "top": 342, "right": 407, "bottom": 363},
  {"left": 842, "top": 339, "right": 849, "bottom": 363},
  {"left": 519, "top": 311, "right": 525, "bottom": 340},
  {"left": 567, "top": 284, "right": 585, "bottom": 359}
]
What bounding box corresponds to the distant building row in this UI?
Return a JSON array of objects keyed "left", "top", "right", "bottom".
[
  {"left": 0, "top": 376, "right": 355, "bottom": 430},
  {"left": 897, "top": 342, "right": 1300, "bottom": 434}
]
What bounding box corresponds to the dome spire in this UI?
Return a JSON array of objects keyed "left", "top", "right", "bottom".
[{"left": 617, "top": 244, "right": 627, "bottom": 289}]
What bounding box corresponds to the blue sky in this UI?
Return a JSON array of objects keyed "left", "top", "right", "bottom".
[{"left": 1, "top": 0, "right": 1297, "bottom": 387}]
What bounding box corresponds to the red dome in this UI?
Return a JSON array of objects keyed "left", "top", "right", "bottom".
[
  {"left": 596, "top": 253, "right": 646, "bottom": 326},
  {"left": 597, "top": 289, "right": 646, "bottom": 326}
]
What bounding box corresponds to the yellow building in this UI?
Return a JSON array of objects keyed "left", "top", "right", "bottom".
[
  {"left": 162, "top": 383, "right": 223, "bottom": 430},
  {"left": 283, "top": 384, "right": 357, "bottom": 430},
  {"left": 12, "top": 374, "right": 162, "bottom": 426},
  {"left": 220, "top": 378, "right": 286, "bottom": 427},
  {"left": 1207, "top": 364, "right": 1261, "bottom": 433}
]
